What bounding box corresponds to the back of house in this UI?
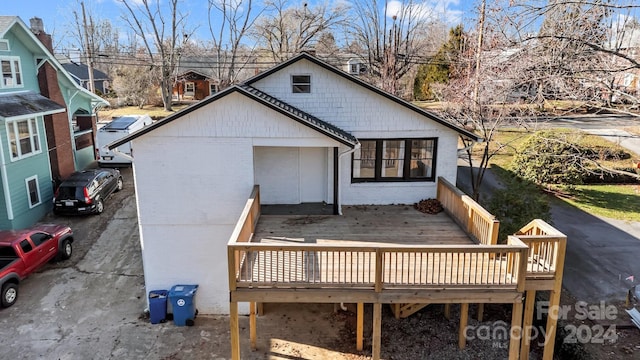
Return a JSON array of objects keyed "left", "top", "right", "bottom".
[{"left": 97, "top": 115, "right": 152, "bottom": 165}]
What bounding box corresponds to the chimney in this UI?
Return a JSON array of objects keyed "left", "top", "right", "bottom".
[
  {"left": 30, "top": 17, "right": 54, "bottom": 53},
  {"left": 30, "top": 17, "right": 44, "bottom": 35}
]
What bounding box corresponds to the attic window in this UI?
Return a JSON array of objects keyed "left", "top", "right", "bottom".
[
  {"left": 292, "top": 75, "right": 310, "bottom": 93},
  {"left": 0, "top": 40, "right": 9, "bottom": 51}
]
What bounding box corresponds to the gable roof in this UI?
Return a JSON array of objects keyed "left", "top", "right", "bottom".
[
  {"left": 61, "top": 63, "right": 110, "bottom": 81},
  {"left": 108, "top": 84, "right": 358, "bottom": 149},
  {"left": 108, "top": 53, "right": 482, "bottom": 150},
  {"left": 246, "top": 53, "right": 481, "bottom": 142},
  {"left": 0, "top": 16, "right": 108, "bottom": 109}
]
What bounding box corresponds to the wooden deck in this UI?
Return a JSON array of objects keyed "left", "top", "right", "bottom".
[
  {"left": 253, "top": 205, "right": 473, "bottom": 246},
  {"left": 227, "top": 179, "right": 567, "bottom": 360}
]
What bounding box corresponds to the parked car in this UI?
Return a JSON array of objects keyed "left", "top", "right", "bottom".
[
  {"left": 53, "top": 168, "right": 123, "bottom": 215},
  {"left": 0, "top": 224, "right": 73, "bottom": 307}
]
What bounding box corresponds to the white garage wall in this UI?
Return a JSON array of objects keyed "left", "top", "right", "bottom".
[{"left": 131, "top": 93, "right": 340, "bottom": 314}]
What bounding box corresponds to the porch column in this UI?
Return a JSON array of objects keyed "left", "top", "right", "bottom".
[
  {"left": 230, "top": 301, "right": 240, "bottom": 360},
  {"left": 372, "top": 303, "right": 382, "bottom": 360},
  {"left": 333, "top": 147, "right": 339, "bottom": 215},
  {"left": 250, "top": 301, "right": 257, "bottom": 350},
  {"left": 459, "top": 303, "right": 469, "bottom": 349},
  {"left": 356, "top": 302, "right": 364, "bottom": 351},
  {"left": 508, "top": 300, "right": 524, "bottom": 360},
  {"left": 543, "top": 289, "right": 562, "bottom": 360},
  {"left": 520, "top": 290, "right": 536, "bottom": 360}
]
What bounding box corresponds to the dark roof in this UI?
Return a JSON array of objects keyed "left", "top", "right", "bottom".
[
  {"left": 61, "top": 62, "right": 109, "bottom": 81},
  {"left": 238, "top": 84, "right": 357, "bottom": 146},
  {"left": 0, "top": 91, "right": 65, "bottom": 120},
  {"left": 246, "top": 53, "right": 481, "bottom": 142},
  {"left": 109, "top": 85, "right": 357, "bottom": 149}
]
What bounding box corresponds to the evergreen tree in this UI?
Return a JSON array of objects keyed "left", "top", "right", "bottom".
[{"left": 414, "top": 25, "right": 465, "bottom": 100}]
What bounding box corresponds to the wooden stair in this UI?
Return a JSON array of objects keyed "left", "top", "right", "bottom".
[{"left": 390, "top": 303, "right": 430, "bottom": 319}]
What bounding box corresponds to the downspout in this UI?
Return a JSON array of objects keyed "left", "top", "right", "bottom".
[
  {"left": 337, "top": 142, "right": 361, "bottom": 216},
  {"left": 0, "top": 127, "right": 14, "bottom": 220}
]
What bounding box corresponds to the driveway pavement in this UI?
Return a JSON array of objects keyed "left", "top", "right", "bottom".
[{"left": 457, "top": 115, "right": 640, "bottom": 303}]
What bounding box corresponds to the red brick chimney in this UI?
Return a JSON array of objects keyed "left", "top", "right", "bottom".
[{"left": 31, "top": 17, "right": 76, "bottom": 181}]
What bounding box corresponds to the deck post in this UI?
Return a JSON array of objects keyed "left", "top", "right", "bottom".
[
  {"left": 459, "top": 303, "right": 469, "bottom": 349},
  {"left": 357, "top": 303, "right": 364, "bottom": 351},
  {"left": 444, "top": 303, "right": 451, "bottom": 320},
  {"left": 230, "top": 301, "right": 240, "bottom": 360},
  {"left": 520, "top": 290, "right": 536, "bottom": 360},
  {"left": 508, "top": 301, "right": 524, "bottom": 360},
  {"left": 542, "top": 289, "right": 561, "bottom": 360},
  {"left": 250, "top": 301, "right": 257, "bottom": 350},
  {"left": 478, "top": 303, "right": 484, "bottom": 321},
  {"left": 372, "top": 303, "right": 382, "bottom": 360}
]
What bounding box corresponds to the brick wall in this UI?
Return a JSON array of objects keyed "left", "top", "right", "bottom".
[{"left": 35, "top": 32, "right": 75, "bottom": 180}]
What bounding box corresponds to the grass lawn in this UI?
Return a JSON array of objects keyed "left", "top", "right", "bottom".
[
  {"left": 98, "top": 104, "right": 189, "bottom": 121},
  {"left": 560, "top": 184, "right": 640, "bottom": 221},
  {"left": 483, "top": 127, "right": 640, "bottom": 221}
]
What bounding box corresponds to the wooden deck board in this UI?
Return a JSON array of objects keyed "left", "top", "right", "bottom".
[{"left": 252, "top": 205, "right": 473, "bottom": 246}]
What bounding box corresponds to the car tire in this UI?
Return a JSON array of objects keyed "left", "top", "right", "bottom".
[
  {"left": 116, "top": 177, "right": 123, "bottom": 192},
  {"left": 59, "top": 239, "right": 72, "bottom": 260},
  {"left": 1, "top": 283, "right": 18, "bottom": 308},
  {"left": 95, "top": 199, "right": 104, "bottom": 214}
]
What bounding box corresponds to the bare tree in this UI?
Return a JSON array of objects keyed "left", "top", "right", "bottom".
[
  {"left": 348, "top": 0, "right": 441, "bottom": 96},
  {"left": 118, "top": 0, "right": 192, "bottom": 111},
  {"left": 207, "top": 0, "right": 261, "bottom": 88},
  {"left": 253, "top": 0, "right": 347, "bottom": 62}
]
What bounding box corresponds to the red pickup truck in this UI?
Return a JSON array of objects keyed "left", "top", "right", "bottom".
[{"left": 0, "top": 224, "right": 73, "bottom": 308}]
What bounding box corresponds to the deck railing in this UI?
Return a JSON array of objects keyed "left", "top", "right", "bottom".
[
  {"left": 229, "top": 242, "right": 529, "bottom": 291},
  {"left": 514, "top": 219, "right": 567, "bottom": 278},
  {"left": 437, "top": 177, "right": 500, "bottom": 245},
  {"left": 227, "top": 185, "right": 260, "bottom": 290}
]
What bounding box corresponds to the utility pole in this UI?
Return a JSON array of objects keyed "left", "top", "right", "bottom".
[{"left": 81, "top": 2, "right": 96, "bottom": 93}]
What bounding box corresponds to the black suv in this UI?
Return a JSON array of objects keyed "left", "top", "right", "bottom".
[{"left": 53, "top": 168, "right": 123, "bottom": 215}]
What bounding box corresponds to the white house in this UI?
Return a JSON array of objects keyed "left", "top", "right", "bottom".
[{"left": 110, "top": 53, "right": 480, "bottom": 314}]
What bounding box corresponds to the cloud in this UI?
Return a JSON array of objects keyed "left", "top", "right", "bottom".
[{"left": 385, "top": 0, "right": 463, "bottom": 25}]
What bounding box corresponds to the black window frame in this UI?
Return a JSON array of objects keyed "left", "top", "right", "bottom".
[
  {"left": 291, "top": 75, "right": 311, "bottom": 93},
  {"left": 351, "top": 138, "right": 438, "bottom": 183}
]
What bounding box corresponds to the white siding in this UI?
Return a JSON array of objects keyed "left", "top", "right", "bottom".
[
  {"left": 252, "top": 59, "right": 460, "bottom": 204},
  {"left": 132, "top": 93, "right": 339, "bottom": 314}
]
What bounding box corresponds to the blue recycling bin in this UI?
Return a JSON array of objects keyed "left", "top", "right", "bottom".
[
  {"left": 168, "top": 284, "right": 198, "bottom": 326},
  {"left": 148, "top": 290, "right": 168, "bottom": 324}
]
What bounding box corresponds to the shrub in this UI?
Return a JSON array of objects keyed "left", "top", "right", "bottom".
[{"left": 487, "top": 173, "right": 551, "bottom": 242}]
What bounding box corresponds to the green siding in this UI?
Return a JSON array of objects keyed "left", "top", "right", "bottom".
[
  {"left": 0, "top": 117, "right": 53, "bottom": 230},
  {"left": 0, "top": 31, "right": 42, "bottom": 94}
]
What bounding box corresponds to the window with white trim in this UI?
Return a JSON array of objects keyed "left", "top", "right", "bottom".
[
  {"left": 7, "top": 118, "right": 41, "bottom": 160},
  {"left": 25, "top": 175, "right": 41, "bottom": 208},
  {"left": 1, "top": 56, "right": 22, "bottom": 88},
  {"left": 352, "top": 138, "right": 437, "bottom": 182},
  {"left": 292, "top": 75, "right": 311, "bottom": 93}
]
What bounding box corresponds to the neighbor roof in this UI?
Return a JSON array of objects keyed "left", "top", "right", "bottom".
[
  {"left": 109, "top": 53, "right": 482, "bottom": 150},
  {"left": 61, "top": 63, "right": 110, "bottom": 81},
  {"left": 0, "top": 91, "right": 65, "bottom": 120}
]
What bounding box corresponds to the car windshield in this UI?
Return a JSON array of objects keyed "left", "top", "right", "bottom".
[{"left": 57, "top": 186, "right": 84, "bottom": 200}]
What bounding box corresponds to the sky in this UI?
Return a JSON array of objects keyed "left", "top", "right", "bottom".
[{"left": 2, "top": 0, "right": 476, "bottom": 51}]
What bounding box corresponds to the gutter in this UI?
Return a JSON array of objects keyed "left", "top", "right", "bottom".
[{"left": 336, "top": 142, "right": 361, "bottom": 215}]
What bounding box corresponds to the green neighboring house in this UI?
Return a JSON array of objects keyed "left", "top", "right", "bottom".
[{"left": 0, "top": 16, "right": 108, "bottom": 230}]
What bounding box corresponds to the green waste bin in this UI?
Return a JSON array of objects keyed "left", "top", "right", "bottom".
[{"left": 168, "top": 284, "right": 198, "bottom": 326}]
